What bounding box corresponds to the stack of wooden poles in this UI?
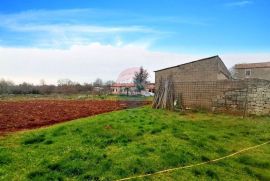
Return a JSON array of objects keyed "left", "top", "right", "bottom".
[{"left": 152, "top": 77, "right": 175, "bottom": 110}]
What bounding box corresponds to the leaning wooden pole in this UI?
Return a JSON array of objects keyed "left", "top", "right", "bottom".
[{"left": 152, "top": 76, "right": 175, "bottom": 110}]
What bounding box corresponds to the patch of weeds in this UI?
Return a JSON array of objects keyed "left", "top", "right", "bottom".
[
  {"left": 254, "top": 172, "right": 270, "bottom": 181},
  {"left": 114, "top": 135, "right": 131, "bottom": 146},
  {"left": 227, "top": 132, "right": 236, "bottom": 136},
  {"left": 23, "top": 134, "right": 46, "bottom": 145},
  {"left": 192, "top": 168, "right": 203, "bottom": 176},
  {"left": 173, "top": 132, "right": 190, "bottom": 140},
  {"left": 100, "top": 159, "right": 113, "bottom": 171},
  {"left": 205, "top": 169, "right": 219, "bottom": 180},
  {"left": 238, "top": 155, "right": 270, "bottom": 169},
  {"left": 98, "top": 138, "right": 114, "bottom": 148},
  {"left": 48, "top": 160, "right": 85, "bottom": 177},
  {"left": 73, "top": 128, "right": 82, "bottom": 133},
  {"left": 191, "top": 107, "right": 208, "bottom": 113},
  {"left": 52, "top": 127, "right": 67, "bottom": 137},
  {"left": 94, "top": 153, "right": 107, "bottom": 164},
  {"left": 115, "top": 167, "right": 128, "bottom": 177},
  {"left": 48, "top": 162, "right": 62, "bottom": 172},
  {"left": 68, "top": 151, "right": 89, "bottom": 161},
  {"left": 62, "top": 164, "right": 85, "bottom": 176},
  {"left": 162, "top": 151, "right": 193, "bottom": 167},
  {"left": 46, "top": 173, "right": 64, "bottom": 181},
  {"left": 243, "top": 166, "right": 254, "bottom": 176},
  {"left": 147, "top": 147, "right": 155, "bottom": 152},
  {"left": 223, "top": 135, "right": 230, "bottom": 139},
  {"left": 259, "top": 137, "right": 268, "bottom": 142},
  {"left": 190, "top": 138, "right": 208, "bottom": 149},
  {"left": 243, "top": 167, "right": 270, "bottom": 181},
  {"left": 27, "top": 170, "right": 46, "bottom": 179},
  {"left": 161, "top": 124, "right": 168, "bottom": 130},
  {"left": 216, "top": 147, "right": 228, "bottom": 155},
  {"left": 44, "top": 140, "right": 54, "bottom": 145},
  {"left": 136, "top": 130, "right": 144, "bottom": 136},
  {"left": 240, "top": 131, "right": 250, "bottom": 136},
  {"left": 150, "top": 128, "right": 162, "bottom": 134},
  {"left": 201, "top": 155, "right": 210, "bottom": 162},
  {"left": 83, "top": 174, "right": 100, "bottom": 181},
  {"left": 131, "top": 167, "right": 140, "bottom": 174},
  {"left": 208, "top": 135, "right": 218, "bottom": 140},
  {"left": 178, "top": 111, "right": 187, "bottom": 115},
  {"left": 136, "top": 146, "right": 155, "bottom": 156},
  {"left": 0, "top": 151, "right": 12, "bottom": 165},
  {"left": 145, "top": 167, "right": 156, "bottom": 174}
]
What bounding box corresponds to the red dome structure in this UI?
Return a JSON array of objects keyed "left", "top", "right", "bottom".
[
  {"left": 111, "top": 67, "right": 155, "bottom": 96},
  {"left": 116, "top": 67, "right": 140, "bottom": 83}
]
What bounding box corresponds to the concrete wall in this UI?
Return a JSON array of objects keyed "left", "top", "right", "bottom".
[{"left": 235, "top": 67, "right": 270, "bottom": 81}]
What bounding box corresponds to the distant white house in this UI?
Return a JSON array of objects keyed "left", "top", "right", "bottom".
[{"left": 111, "top": 67, "right": 155, "bottom": 95}]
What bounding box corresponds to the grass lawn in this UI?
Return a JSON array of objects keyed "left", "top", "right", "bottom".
[
  {"left": 0, "top": 94, "right": 153, "bottom": 102},
  {"left": 0, "top": 107, "right": 269, "bottom": 181}
]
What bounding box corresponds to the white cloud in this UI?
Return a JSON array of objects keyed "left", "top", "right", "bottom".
[
  {"left": 1, "top": 43, "right": 269, "bottom": 85},
  {"left": 225, "top": 1, "right": 253, "bottom": 7},
  {"left": 10, "top": 24, "right": 154, "bottom": 35},
  {"left": 0, "top": 8, "right": 161, "bottom": 49},
  {"left": 0, "top": 44, "right": 199, "bottom": 84}
]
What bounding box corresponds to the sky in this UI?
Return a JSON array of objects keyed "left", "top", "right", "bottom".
[{"left": 0, "top": 0, "right": 270, "bottom": 84}]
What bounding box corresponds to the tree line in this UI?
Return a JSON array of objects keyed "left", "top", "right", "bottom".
[{"left": 0, "top": 78, "right": 115, "bottom": 95}]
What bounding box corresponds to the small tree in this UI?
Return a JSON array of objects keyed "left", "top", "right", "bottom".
[
  {"left": 93, "top": 78, "right": 103, "bottom": 87},
  {"left": 229, "top": 65, "right": 236, "bottom": 79},
  {"left": 133, "top": 67, "right": 149, "bottom": 92}
]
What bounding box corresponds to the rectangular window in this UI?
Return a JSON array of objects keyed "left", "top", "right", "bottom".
[{"left": 245, "top": 69, "right": 251, "bottom": 77}]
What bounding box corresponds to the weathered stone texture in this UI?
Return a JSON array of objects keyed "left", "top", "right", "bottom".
[{"left": 213, "top": 79, "right": 270, "bottom": 115}]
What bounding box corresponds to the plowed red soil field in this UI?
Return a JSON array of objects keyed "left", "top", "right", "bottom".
[{"left": 0, "top": 100, "right": 150, "bottom": 133}]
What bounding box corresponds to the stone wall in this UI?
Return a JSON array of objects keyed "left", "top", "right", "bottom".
[
  {"left": 246, "top": 79, "right": 270, "bottom": 115},
  {"left": 155, "top": 79, "right": 270, "bottom": 115},
  {"left": 213, "top": 79, "right": 270, "bottom": 115}
]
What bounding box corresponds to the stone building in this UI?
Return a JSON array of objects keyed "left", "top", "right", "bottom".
[
  {"left": 234, "top": 62, "right": 270, "bottom": 81},
  {"left": 155, "top": 55, "right": 231, "bottom": 84},
  {"left": 154, "top": 56, "right": 270, "bottom": 115}
]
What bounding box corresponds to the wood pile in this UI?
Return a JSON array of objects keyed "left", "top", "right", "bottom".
[{"left": 152, "top": 76, "right": 175, "bottom": 110}]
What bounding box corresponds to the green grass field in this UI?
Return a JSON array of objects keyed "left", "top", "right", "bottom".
[
  {"left": 0, "top": 94, "right": 153, "bottom": 102},
  {"left": 0, "top": 107, "right": 269, "bottom": 181}
]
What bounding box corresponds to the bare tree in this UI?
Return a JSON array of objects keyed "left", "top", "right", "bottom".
[
  {"left": 40, "top": 79, "right": 46, "bottom": 86},
  {"left": 105, "top": 80, "right": 115, "bottom": 86},
  {"left": 229, "top": 65, "right": 236, "bottom": 79},
  {"left": 93, "top": 78, "right": 103, "bottom": 87},
  {"left": 57, "top": 79, "right": 74, "bottom": 86},
  {"left": 0, "top": 79, "right": 14, "bottom": 94}
]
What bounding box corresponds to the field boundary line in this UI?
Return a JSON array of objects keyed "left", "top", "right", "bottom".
[{"left": 115, "top": 140, "right": 270, "bottom": 181}]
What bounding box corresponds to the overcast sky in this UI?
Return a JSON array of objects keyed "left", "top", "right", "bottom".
[{"left": 0, "top": 0, "right": 270, "bottom": 84}]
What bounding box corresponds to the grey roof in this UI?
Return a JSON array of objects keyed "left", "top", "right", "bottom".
[{"left": 235, "top": 62, "right": 270, "bottom": 69}]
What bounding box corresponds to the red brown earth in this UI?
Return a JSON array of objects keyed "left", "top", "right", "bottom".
[{"left": 0, "top": 100, "right": 150, "bottom": 133}]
